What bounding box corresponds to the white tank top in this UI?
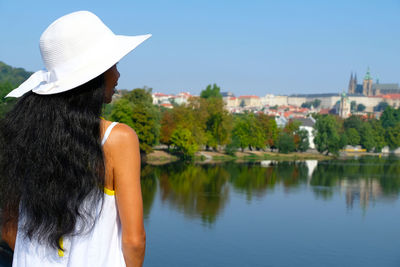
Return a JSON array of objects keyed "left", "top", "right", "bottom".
[{"left": 12, "top": 122, "right": 126, "bottom": 267}]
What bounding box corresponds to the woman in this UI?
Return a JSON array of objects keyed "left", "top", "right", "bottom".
[{"left": 0, "top": 11, "right": 150, "bottom": 267}]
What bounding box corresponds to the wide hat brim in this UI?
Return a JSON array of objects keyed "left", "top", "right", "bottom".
[{"left": 6, "top": 34, "right": 151, "bottom": 98}]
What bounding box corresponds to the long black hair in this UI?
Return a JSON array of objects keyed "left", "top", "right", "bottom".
[{"left": 0, "top": 74, "right": 106, "bottom": 250}]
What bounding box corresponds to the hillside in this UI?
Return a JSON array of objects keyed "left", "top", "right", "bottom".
[
  {"left": 0, "top": 61, "right": 32, "bottom": 117},
  {"left": 0, "top": 61, "right": 32, "bottom": 87}
]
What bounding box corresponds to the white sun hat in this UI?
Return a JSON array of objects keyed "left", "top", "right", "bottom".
[{"left": 6, "top": 11, "right": 151, "bottom": 98}]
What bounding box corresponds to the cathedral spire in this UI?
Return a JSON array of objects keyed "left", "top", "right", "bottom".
[
  {"left": 348, "top": 72, "right": 354, "bottom": 94},
  {"left": 364, "top": 67, "right": 372, "bottom": 80}
]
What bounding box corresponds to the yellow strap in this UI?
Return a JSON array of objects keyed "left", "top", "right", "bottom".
[
  {"left": 104, "top": 187, "right": 115, "bottom": 196},
  {"left": 58, "top": 237, "right": 64, "bottom": 257},
  {"left": 100, "top": 116, "right": 105, "bottom": 120}
]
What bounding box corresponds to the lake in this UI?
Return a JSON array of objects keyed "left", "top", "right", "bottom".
[{"left": 141, "top": 156, "right": 400, "bottom": 267}]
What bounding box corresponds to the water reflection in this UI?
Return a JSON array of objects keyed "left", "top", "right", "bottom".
[{"left": 140, "top": 156, "right": 400, "bottom": 225}]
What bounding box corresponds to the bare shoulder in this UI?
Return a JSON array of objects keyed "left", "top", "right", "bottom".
[{"left": 106, "top": 123, "right": 139, "bottom": 150}]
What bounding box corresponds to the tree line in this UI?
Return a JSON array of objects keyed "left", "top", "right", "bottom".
[
  {"left": 104, "top": 84, "right": 311, "bottom": 158},
  {"left": 313, "top": 106, "right": 400, "bottom": 155},
  {"left": 105, "top": 84, "right": 400, "bottom": 159}
]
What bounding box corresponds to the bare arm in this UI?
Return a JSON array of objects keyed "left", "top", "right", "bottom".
[{"left": 108, "top": 124, "right": 145, "bottom": 267}]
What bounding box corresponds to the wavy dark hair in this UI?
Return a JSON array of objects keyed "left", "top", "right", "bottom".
[{"left": 0, "top": 74, "right": 106, "bottom": 251}]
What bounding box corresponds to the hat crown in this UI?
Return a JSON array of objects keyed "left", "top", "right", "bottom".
[
  {"left": 5, "top": 10, "right": 151, "bottom": 98},
  {"left": 39, "top": 11, "right": 114, "bottom": 74}
]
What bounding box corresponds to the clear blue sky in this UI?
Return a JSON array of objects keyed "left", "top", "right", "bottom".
[{"left": 1, "top": 0, "right": 399, "bottom": 96}]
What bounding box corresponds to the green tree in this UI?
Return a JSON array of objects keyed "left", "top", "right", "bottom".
[
  {"left": 381, "top": 106, "right": 400, "bottom": 129},
  {"left": 277, "top": 133, "right": 295, "bottom": 153},
  {"left": 109, "top": 98, "right": 134, "bottom": 125},
  {"left": 110, "top": 88, "right": 160, "bottom": 155},
  {"left": 0, "top": 82, "right": 17, "bottom": 118},
  {"left": 343, "top": 115, "right": 363, "bottom": 132},
  {"left": 172, "top": 100, "right": 207, "bottom": 148},
  {"left": 369, "top": 119, "right": 386, "bottom": 152},
  {"left": 312, "top": 99, "right": 321, "bottom": 108},
  {"left": 301, "top": 99, "right": 321, "bottom": 109},
  {"left": 170, "top": 127, "right": 198, "bottom": 158},
  {"left": 0, "top": 61, "right": 32, "bottom": 85},
  {"left": 160, "top": 109, "right": 176, "bottom": 149},
  {"left": 350, "top": 101, "right": 357, "bottom": 112},
  {"left": 200, "top": 84, "right": 222, "bottom": 99},
  {"left": 297, "top": 129, "right": 309, "bottom": 152},
  {"left": 232, "top": 113, "right": 265, "bottom": 151},
  {"left": 359, "top": 123, "right": 375, "bottom": 151},
  {"left": 313, "top": 115, "right": 341, "bottom": 155},
  {"left": 225, "top": 135, "right": 240, "bottom": 155},
  {"left": 385, "top": 123, "right": 400, "bottom": 149},
  {"left": 357, "top": 104, "right": 366, "bottom": 112},
  {"left": 256, "top": 113, "right": 278, "bottom": 149},
  {"left": 346, "top": 128, "right": 360, "bottom": 146},
  {"left": 200, "top": 97, "right": 232, "bottom": 151},
  {"left": 339, "top": 133, "right": 348, "bottom": 149},
  {"left": 284, "top": 120, "right": 301, "bottom": 134},
  {"left": 374, "top": 101, "right": 389, "bottom": 112},
  {"left": 301, "top": 102, "right": 312, "bottom": 109}
]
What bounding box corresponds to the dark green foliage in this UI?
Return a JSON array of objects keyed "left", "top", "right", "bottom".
[
  {"left": 109, "top": 88, "right": 160, "bottom": 154},
  {"left": 0, "top": 61, "right": 32, "bottom": 85},
  {"left": 369, "top": 119, "right": 386, "bottom": 152},
  {"left": 381, "top": 106, "right": 400, "bottom": 129},
  {"left": 385, "top": 123, "right": 400, "bottom": 149},
  {"left": 346, "top": 128, "right": 360, "bottom": 146},
  {"left": 224, "top": 135, "right": 240, "bottom": 155},
  {"left": 0, "top": 62, "right": 33, "bottom": 118},
  {"left": 200, "top": 84, "right": 222, "bottom": 99},
  {"left": 374, "top": 101, "right": 389, "bottom": 112},
  {"left": 277, "top": 132, "right": 295, "bottom": 153},
  {"left": 339, "top": 133, "right": 348, "bottom": 149},
  {"left": 314, "top": 115, "right": 341, "bottom": 155},
  {"left": 343, "top": 115, "right": 363, "bottom": 132},
  {"left": 297, "top": 129, "right": 309, "bottom": 152},
  {"left": 360, "top": 122, "right": 375, "bottom": 151},
  {"left": 350, "top": 101, "right": 356, "bottom": 112},
  {"left": 0, "top": 82, "right": 17, "bottom": 118},
  {"left": 359, "top": 123, "right": 375, "bottom": 151},
  {"left": 301, "top": 99, "right": 321, "bottom": 109},
  {"left": 356, "top": 104, "right": 366, "bottom": 112}
]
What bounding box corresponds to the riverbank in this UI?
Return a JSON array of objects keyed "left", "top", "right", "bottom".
[{"left": 146, "top": 149, "right": 333, "bottom": 165}]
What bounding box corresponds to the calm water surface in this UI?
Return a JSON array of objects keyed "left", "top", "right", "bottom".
[{"left": 141, "top": 156, "right": 400, "bottom": 267}]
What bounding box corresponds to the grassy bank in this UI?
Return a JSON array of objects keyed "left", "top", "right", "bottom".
[{"left": 146, "top": 149, "right": 333, "bottom": 165}]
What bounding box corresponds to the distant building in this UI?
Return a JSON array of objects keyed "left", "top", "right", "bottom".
[
  {"left": 339, "top": 92, "right": 351, "bottom": 118},
  {"left": 238, "top": 95, "right": 261, "bottom": 107},
  {"left": 275, "top": 116, "right": 287, "bottom": 128},
  {"left": 221, "top": 91, "right": 235, "bottom": 98},
  {"left": 152, "top": 92, "right": 171, "bottom": 105},
  {"left": 348, "top": 68, "right": 400, "bottom": 96}
]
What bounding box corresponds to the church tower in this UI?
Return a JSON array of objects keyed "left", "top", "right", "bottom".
[
  {"left": 348, "top": 72, "right": 357, "bottom": 94},
  {"left": 362, "top": 67, "right": 373, "bottom": 96},
  {"left": 339, "top": 92, "right": 350, "bottom": 118}
]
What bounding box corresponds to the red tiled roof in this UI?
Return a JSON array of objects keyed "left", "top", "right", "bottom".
[
  {"left": 239, "top": 95, "right": 260, "bottom": 99},
  {"left": 382, "top": 94, "right": 400, "bottom": 99},
  {"left": 153, "top": 93, "right": 168, "bottom": 97},
  {"left": 319, "top": 108, "right": 330, "bottom": 115}
]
